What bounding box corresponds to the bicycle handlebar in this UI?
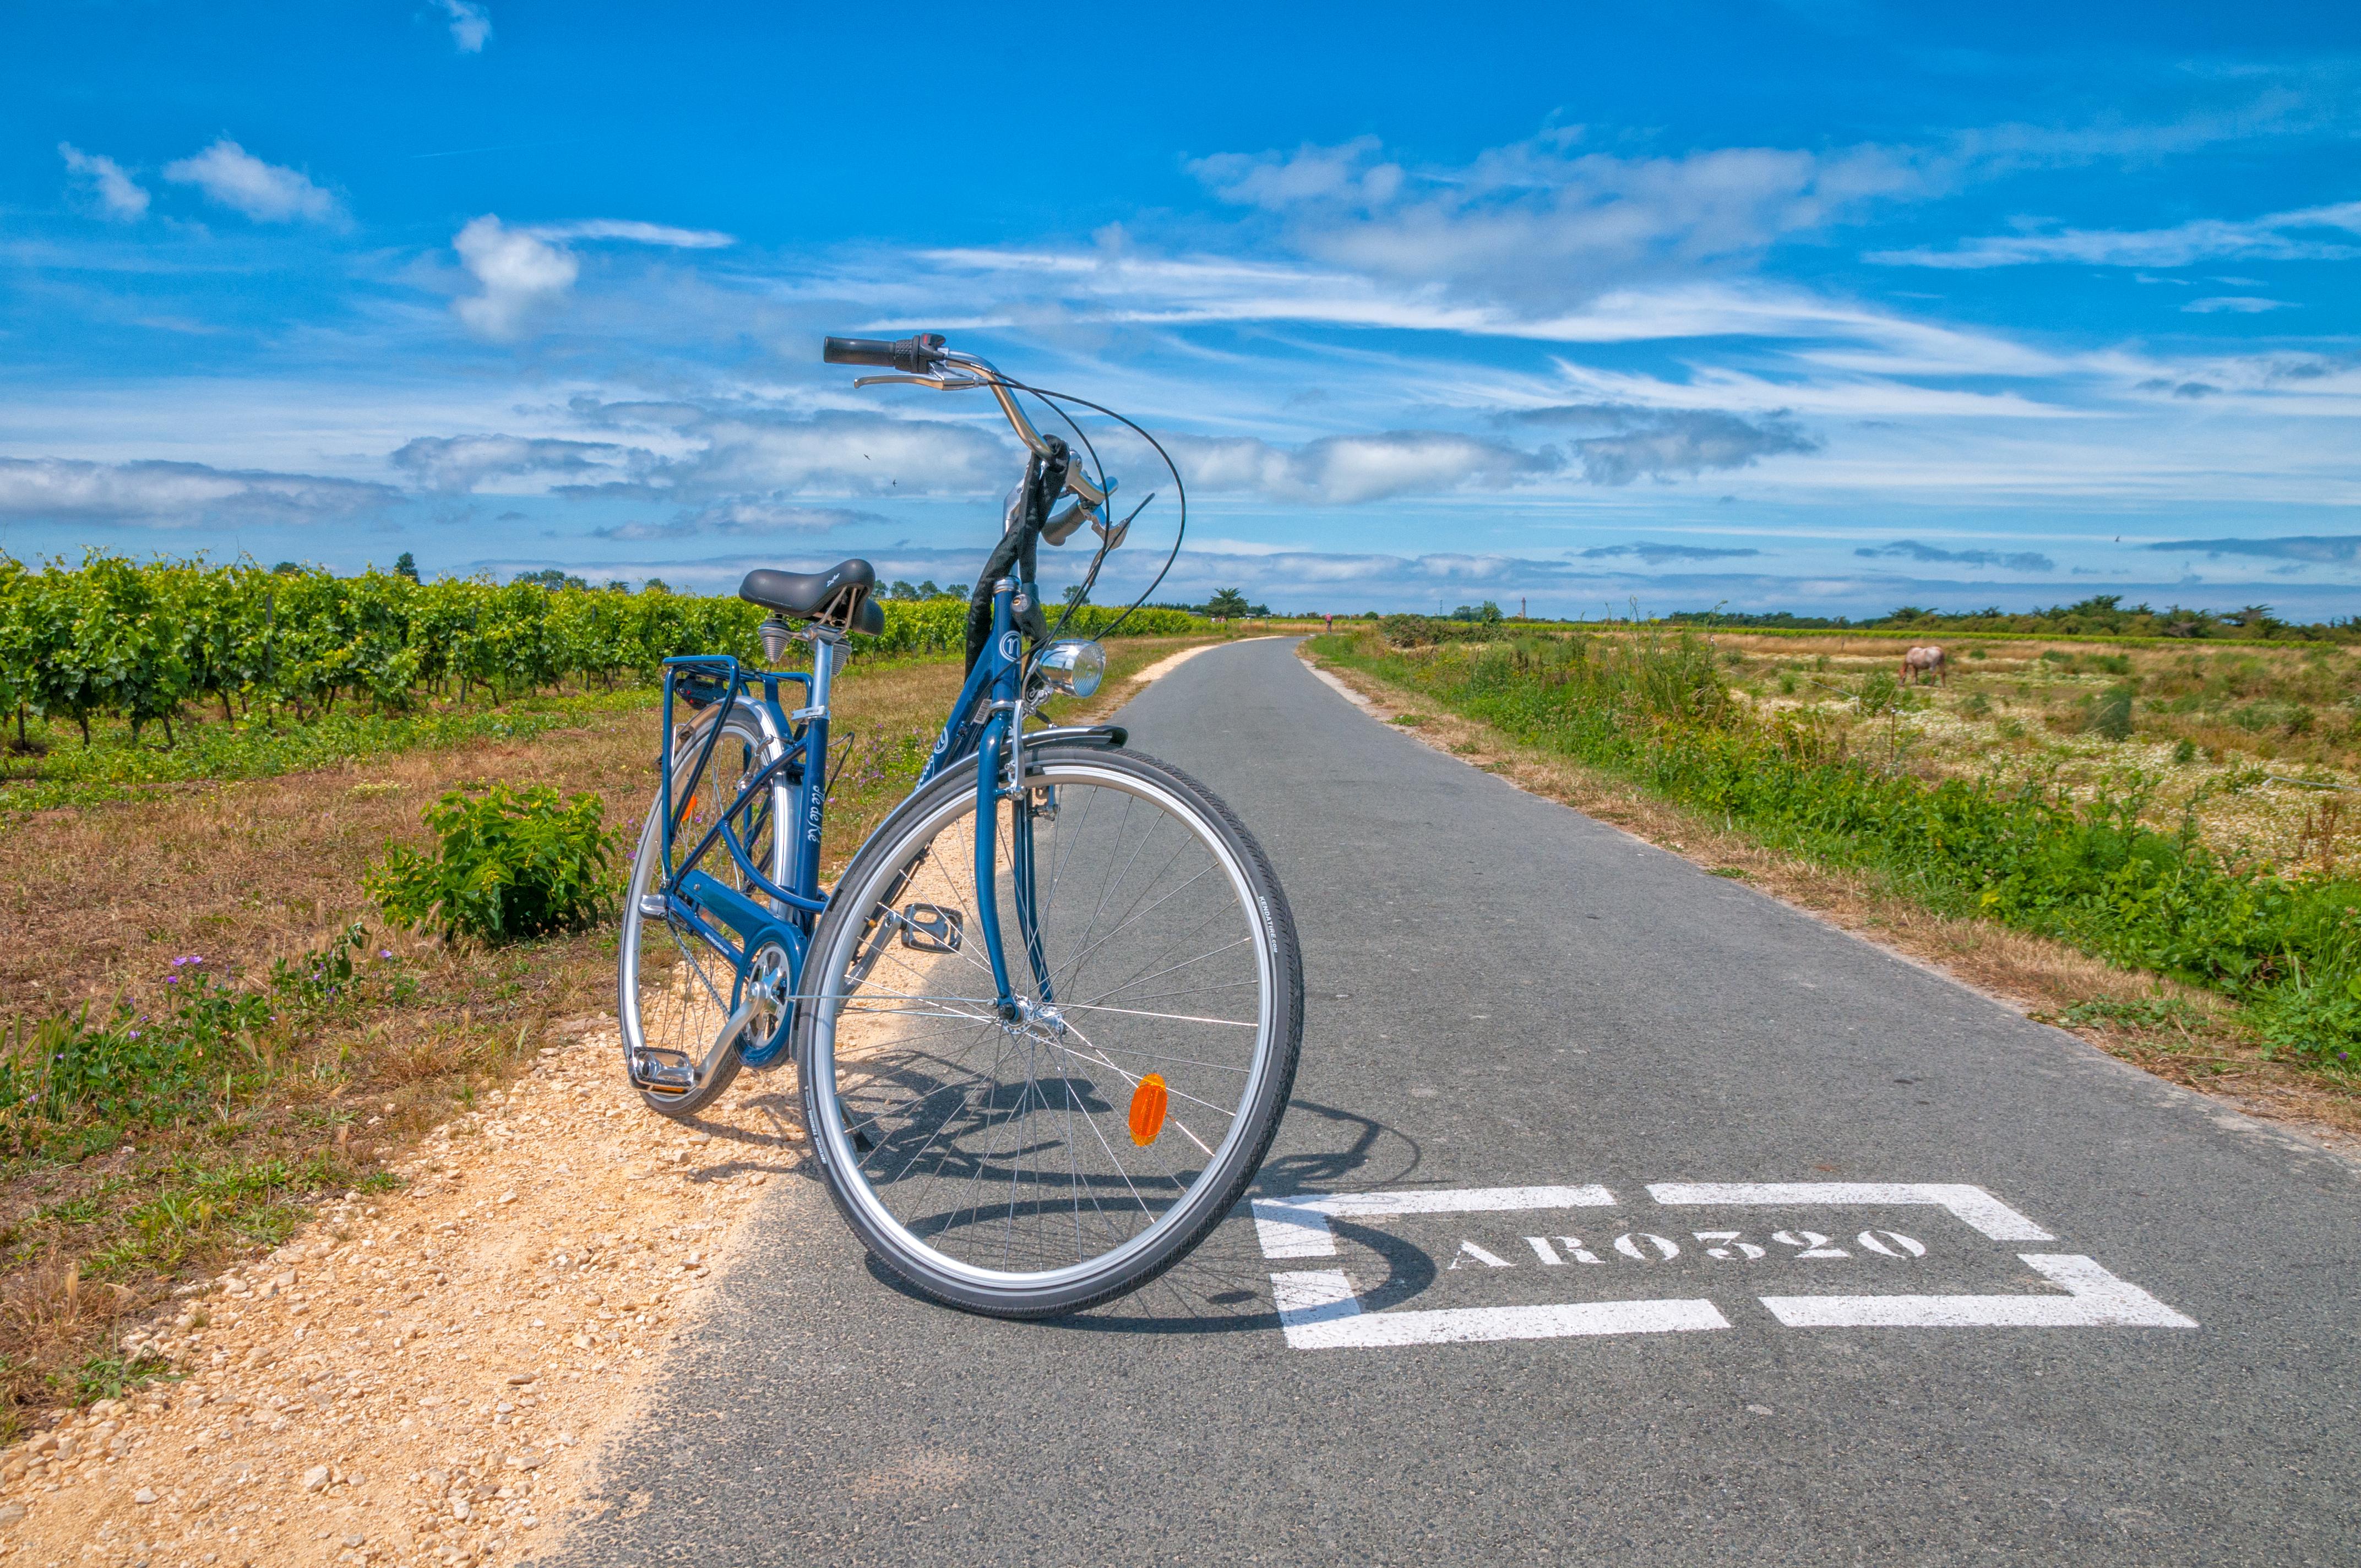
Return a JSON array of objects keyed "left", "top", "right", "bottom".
[
  {"left": 825, "top": 331, "right": 1107, "bottom": 511},
  {"left": 823, "top": 334, "right": 946, "bottom": 373}
]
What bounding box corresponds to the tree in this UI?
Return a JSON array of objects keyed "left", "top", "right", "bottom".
[
  {"left": 514, "top": 568, "right": 589, "bottom": 592},
  {"left": 394, "top": 551, "right": 420, "bottom": 582},
  {"left": 1449, "top": 601, "right": 1504, "bottom": 624},
  {"left": 1204, "top": 588, "right": 1253, "bottom": 619}
]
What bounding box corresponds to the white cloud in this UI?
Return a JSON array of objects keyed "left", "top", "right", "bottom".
[
  {"left": 0, "top": 456, "right": 394, "bottom": 526},
  {"left": 1170, "top": 431, "right": 1557, "bottom": 504},
  {"left": 389, "top": 434, "right": 641, "bottom": 492},
  {"left": 1503, "top": 405, "right": 1821, "bottom": 484},
  {"left": 1189, "top": 131, "right": 1930, "bottom": 305},
  {"left": 162, "top": 139, "right": 339, "bottom": 224},
  {"left": 592, "top": 502, "right": 880, "bottom": 540},
  {"left": 1189, "top": 136, "right": 1405, "bottom": 211},
  {"left": 437, "top": 0, "right": 492, "bottom": 52},
  {"left": 450, "top": 216, "right": 737, "bottom": 339},
  {"left": 451, "top": 217, "right": 578, "bottom": 339},
  {"left": 2183, "top": 296, "right": 2296, "bottom": 314},
  {"left": 1868, "top": 200, "right": 2361, "bottom": 269},
  {"left": 58, "top": 143, "right": 149, "bottom": 220},
  {"left": 537, "top": 219, "right": 734, "bottom": 248}
]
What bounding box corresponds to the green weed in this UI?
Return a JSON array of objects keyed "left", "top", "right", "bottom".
[{"left": 367, "top": 785, "right": 617, "bottom": 943}]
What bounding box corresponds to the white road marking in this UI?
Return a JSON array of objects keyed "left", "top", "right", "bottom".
[
  {"left": 1253, "top": 1181, "right": 2191, "bottom": 1349},
  {"left": 1271, "top": 1270, "right": 1732, "bottom": 1349},
  {"left": 1250, "top": 1185, "right": 1617, "bottom": 1260},
  {"left": 1760, "top": 1254, "right": 2197, "bottom": 1329},
  {"left": 1646, "top": 1183, "right": 2055, "bottom": 1241}
]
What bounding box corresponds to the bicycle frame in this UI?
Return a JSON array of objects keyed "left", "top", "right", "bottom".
[{"left": 642, "top": 575, "right": 1041, "bottom": 1071}]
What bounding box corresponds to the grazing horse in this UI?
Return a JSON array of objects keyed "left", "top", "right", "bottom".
[{"left": 1900, "top": 645, "right": 1946, "bottom": 686}]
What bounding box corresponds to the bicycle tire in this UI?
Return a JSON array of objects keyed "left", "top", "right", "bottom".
[
  {"left": 793, "top": 741, "right": 1304, "bottom": 1317},
  {"left": 617, "top": 705, "right": 790, "bottom": 1118}
]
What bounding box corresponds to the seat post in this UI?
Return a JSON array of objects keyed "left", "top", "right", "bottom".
[{"left": 804, "top": 627, "right": 842, "bottom": 716}]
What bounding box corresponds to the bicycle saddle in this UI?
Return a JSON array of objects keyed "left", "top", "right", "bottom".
[{"left": 738, "top": 560, "right": 886, "bottom": 635}]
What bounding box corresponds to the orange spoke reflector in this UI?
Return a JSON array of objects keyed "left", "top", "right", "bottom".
[{"left": 1128, "top": 1074, "right": 1169, "bottom": 1147}]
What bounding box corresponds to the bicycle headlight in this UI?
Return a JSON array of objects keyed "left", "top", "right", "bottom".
[{"left": 1035, "top": 639, "right": 1105, "bottom": 699}]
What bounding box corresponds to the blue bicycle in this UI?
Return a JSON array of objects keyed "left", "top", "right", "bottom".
[{"left": 616, "top": 333, "right": 1304, "bottom": 1316}]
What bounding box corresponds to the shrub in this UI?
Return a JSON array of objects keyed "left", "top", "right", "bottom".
[
  {"left": 2087, "top": 686, "right": 2135, "bottom": 741},
  {"left": 367, "top": 785, "right": 616, "bottom": 942}
]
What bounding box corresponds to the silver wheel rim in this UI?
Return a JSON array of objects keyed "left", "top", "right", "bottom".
[
  {"left": 808, "top": 759, "right": 1277, "bottom": 1294},
  {"left": 619, "top": 711, "right": 789, "bottom": 1098}
]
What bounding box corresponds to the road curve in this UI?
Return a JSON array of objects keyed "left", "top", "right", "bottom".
[{"left": 553, "top": 636, "right": 2361, "bottom": 1566}]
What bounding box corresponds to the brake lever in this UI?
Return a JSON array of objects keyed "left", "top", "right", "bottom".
[
  {"left": 1094, "top": 491, "right": 1152, "bottom": 552},
  {"left": 851, "top": 373, "right": 990, "bottom": 391}
]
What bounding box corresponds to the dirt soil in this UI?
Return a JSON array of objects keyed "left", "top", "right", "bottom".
[
  {"left": 0, "top": 1016, "right": 812, "bottom": 1568},
  {"left": 1300, "top": 649, "right": 2361, "bottom": 1158}
]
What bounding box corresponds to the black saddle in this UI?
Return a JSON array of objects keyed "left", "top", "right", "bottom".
[{"left": 738, "top": 559, "right": 885, "bottom": 635}]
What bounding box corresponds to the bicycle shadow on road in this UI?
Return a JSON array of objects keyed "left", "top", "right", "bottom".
[{"left": 858, "top": 1096, "right": 1445, "bottom": 1337}]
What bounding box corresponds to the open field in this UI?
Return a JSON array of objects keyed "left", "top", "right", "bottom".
[
  {"left": 0, "top": 633, "right": 1212, "bottom": 1427},
  {"left": 1707, "top": 630, "right": 2361, "bottom": 874}
]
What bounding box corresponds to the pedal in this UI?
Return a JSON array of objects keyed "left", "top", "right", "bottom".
[
  {"left": 900, "top": 903, "right": 964, "bottom": 953},
  {"left": 633, "top": 1051, "right": 695, "bottom": 1091}
]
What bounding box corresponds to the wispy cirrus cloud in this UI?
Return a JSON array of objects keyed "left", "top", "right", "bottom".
[
  {"left": 1499, "top": 404, "right": 1820, "bottom": 484},
  {"left": 389, "top": 434, "right": 644, "bottom": 493},
  {"left": 1868, "top": 199, "right": 2361, "bottom": 270},
  {"left": 0, "top": 456, "right": 395, "bottom": 527},
  {"left": 162, "top": 139, "right": 340, "bottom": 224},
  {"left": 590, "top": 502, "right": 882, "bottom": 541},
  {"left": 1854, "top": 539, "right": 2056, "bottom": 572},
  {"left": 1166, "top": 430, "right": 1558, "bottom": 504},
  {"left": 1579, "top": 542, "right": 1763, "bottom": 563},
  {"left": 2141, "top": 533, "right": 2361, "bottom": 563},
  {"left": 58, "top": 143, "right": 149, "bottom": 220},
  {"left": 2183, "top": 296, "right": 2295, "bottom": 314},
  {"left": 1189, "top": 130, "right": 1933, "bottom": 306}
]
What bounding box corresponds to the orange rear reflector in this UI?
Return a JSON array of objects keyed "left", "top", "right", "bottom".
[{"left": 1129, "top": 1074, "right": 1169, "bottom": 1147}]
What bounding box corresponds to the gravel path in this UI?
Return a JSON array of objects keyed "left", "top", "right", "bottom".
[{"left": 0, "top": 1022, "right": 806, "bottom": 1568}]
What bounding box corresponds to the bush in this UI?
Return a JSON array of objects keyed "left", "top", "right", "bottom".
[
  {"left": 2087, "top": 686, "right": 2135, "bottom": 741},
  {"left": 367, "top": 785, "right": 617, "bottom": 942}
]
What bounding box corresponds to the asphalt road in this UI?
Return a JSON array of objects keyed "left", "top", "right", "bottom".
[{"left": 556, "top": 636, "right": 2361, "bottom": 1566}]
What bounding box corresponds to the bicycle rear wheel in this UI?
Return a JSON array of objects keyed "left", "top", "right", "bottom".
[
  {"left": 793, "top": 742, "right": 1303, "bottom": 1317},
  {"left": 618, "top": 705, "right": 790, "bottom": 1117}
]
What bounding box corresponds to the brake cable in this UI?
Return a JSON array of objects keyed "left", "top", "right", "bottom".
[{"left": 992, "top": 377, "right": 1190, "bottom": 643}]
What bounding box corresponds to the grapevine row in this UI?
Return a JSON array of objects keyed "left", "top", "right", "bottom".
[{"left": 0, "top": 555, "right": 1205, "bottom": 745}]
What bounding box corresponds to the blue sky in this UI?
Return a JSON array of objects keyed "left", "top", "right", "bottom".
[{"left": 3, "top": 1, "right": 2357, "bottom": 617}]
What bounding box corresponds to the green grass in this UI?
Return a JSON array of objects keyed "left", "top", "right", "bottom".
[
  {"left": 0, "top": 687, "right": 655, "bottom": 812},
  {"left": 1314, "top": 626, "right": 2361, "bottom": 1074}
]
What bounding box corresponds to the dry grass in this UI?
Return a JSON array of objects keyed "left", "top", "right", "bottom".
[
  {"left": 0, "top": 636, "right": 1209, "bottom": 1423},
  {"left": 1307, "top": 647, "right": 2361, "bottom": 1155}
]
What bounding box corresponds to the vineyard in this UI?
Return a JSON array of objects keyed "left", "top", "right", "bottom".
[{"left": 0, "top": 554, "right": 1206, "bottom": 748}]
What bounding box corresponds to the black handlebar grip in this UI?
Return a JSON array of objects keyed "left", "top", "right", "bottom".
[{"left": 823, "top": 333, "right": 946, "bottom": 373}]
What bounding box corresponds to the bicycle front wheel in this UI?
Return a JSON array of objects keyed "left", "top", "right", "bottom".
[{"left": 794, "top": 742, "right": 1303, "bottom": 1317}]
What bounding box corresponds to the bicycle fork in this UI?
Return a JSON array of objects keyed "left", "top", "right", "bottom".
[{"left": 969, "top": 578, "right": 1057, "bottom": 1022}]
